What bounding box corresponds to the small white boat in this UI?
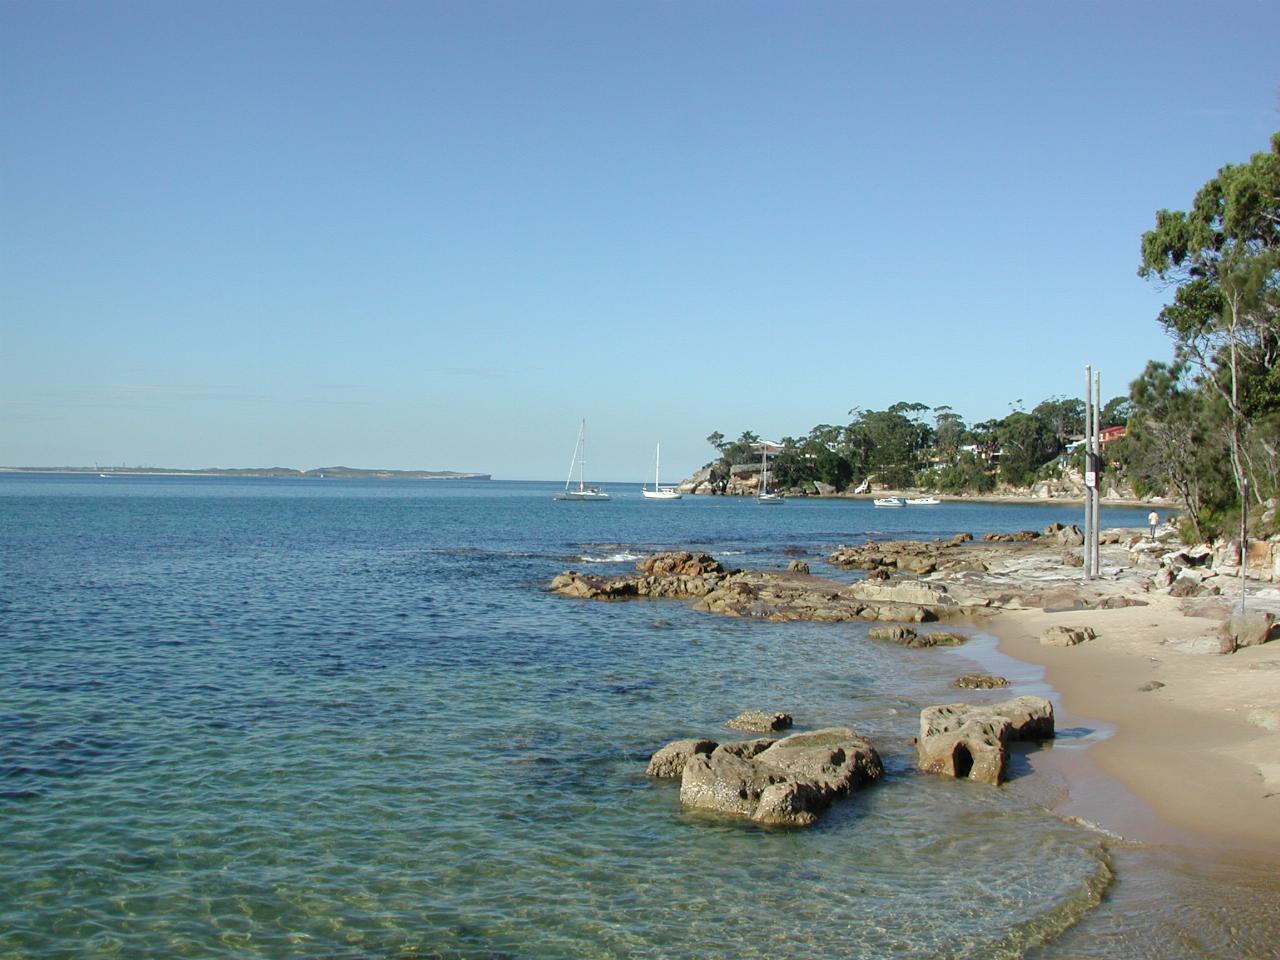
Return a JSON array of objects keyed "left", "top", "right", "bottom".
[
  {"left": 641, "top": 443, "right": 682, "bottom": 500},
  {"left": 906, "top": 496, "right": 941, "bottom": 505},
  {"left": 554, "top": 420, "right": 610, "bottom": 501},
  {"left": 756, "top": 448, "right": 783, "bottom": 505},
  {"left": 873, "top": 497, "right": 905, "bottom": 507}
]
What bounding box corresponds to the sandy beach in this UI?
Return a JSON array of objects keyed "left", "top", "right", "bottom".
[{"left": 983, "top": 577, "right": 1280, "bottom": 855}]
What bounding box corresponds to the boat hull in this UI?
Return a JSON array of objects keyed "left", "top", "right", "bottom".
[{"left": 641, "top": 489, "right": 682, "bottom": 500}]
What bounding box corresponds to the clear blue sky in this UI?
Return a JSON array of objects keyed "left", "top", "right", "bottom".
[{"left": 3, "top": 1, "right": 1277, "bottom": 481}]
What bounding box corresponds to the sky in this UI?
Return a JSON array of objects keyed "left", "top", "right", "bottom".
[{"left": 2, "top": 1, "right": 1277, "bottom": 482}]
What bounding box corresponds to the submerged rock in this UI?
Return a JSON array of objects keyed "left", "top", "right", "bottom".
[
  {"left": 677, "top": 727, "right": 884, "bottom": 826},
  {"left": 727, "top": 710, "right": 794, "bottom": 733},
  {"left": 954, "top": 674, "right": 1009, "bottom": 689}
]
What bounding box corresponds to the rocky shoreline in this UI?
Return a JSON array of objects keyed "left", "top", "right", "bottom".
[
  {"left": 549, "top": 522, "right": 1280, "bottom": 835},
  {"left": 676, "top": 461, "right": 1173, "bottom": 507}
]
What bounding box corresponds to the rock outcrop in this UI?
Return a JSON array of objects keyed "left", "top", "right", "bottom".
[
  {"left": 550, "top": 553, "right": 964, "bottom": 624},
  {"left": 675, "top": 727, "right": 884, "bottom": 826},
  {"left": 827, "top": 536, "right": 986, "bottom": 575},
  {"left": 645, "top": 738, "right": 717, "bottom": 778}
]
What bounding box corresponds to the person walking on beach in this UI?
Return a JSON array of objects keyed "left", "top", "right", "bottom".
[{"left": 1148, "top": 510, "right": 1159, "bottom": 540}]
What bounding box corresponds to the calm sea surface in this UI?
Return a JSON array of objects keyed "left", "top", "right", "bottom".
[{"left": 2, "top": 475, "right": 1275, "bottom": 959}]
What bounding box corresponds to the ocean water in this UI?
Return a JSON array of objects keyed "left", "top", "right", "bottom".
[{"left": 0, "top": 475, "right": 1273, "bottom": 959}]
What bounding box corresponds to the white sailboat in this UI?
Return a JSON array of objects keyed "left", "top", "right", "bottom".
[
  {"left": 756, "top": 448, "right": 783, "bottom": 504},
  {"left": 553, "top": 420, "right": 610, "bottom": 501},
  {"left": 641, "top": 443, "right": 682, "bottom": 500}
]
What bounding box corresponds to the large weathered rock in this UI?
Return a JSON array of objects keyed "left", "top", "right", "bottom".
[
  {"left": 916, "top": 696, "right": 1055, "bottom": 785},
  {"left": 727, "top": 710, "right": 793, "bottom": 732},
  {"left": 1045, "top": 523, "right": 1085, "bottom": 546},
  {"left": 646, "top": 739, "right": 717, "bottom": 779},
  {"left": 916, "top": 708, "right": 1012, "bottom": 785},
  {"left": 868, "top": 624, "right": 919, "bottom": 644},
  {"left": 989, "top": 695, "right": 1055, "bottom": 740},
  {"left": 1040, "top": 625, "right": 1096, "bottom": 647},
  {"left": 678, "top": 728, "right": 883, "bottom": 826},
  {"left": 1221, "top": 610, "right": 1278, "bottom": 648}
]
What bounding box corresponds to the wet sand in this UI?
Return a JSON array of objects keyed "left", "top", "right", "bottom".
[{"left": 985, "top": 595, "right": 1280, "bottom": 855}]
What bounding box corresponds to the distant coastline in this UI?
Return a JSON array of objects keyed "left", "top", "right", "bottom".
[{"left": 0, "top": 466, "right": 492, "bottom": 481}]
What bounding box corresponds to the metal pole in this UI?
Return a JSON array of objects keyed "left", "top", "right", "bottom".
[
  {"left": 1083, "top": 365, "right": 1094, "bottom": 580},
  {"left": 1093, "top": 371, "right": 1102, "bottom": 575},
  {"left": 1241, "top": 478, "right": 1249, "bottom": 613}
]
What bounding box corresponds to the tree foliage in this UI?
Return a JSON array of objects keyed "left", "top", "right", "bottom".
[{"left": 1135, "top": 131, "right": 1280, "bottom": 536}]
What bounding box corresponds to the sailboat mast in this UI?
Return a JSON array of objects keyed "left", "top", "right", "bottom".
[
  {"left": 655, "top": 443, "right": 660, "bottom": 490},
  {"left": 579, "top": 419, "right": 586, "bottom": 492}
]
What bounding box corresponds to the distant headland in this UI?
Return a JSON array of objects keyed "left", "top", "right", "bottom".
[{"left": 0, "top": 466, "right": 492, "bottom": 480}]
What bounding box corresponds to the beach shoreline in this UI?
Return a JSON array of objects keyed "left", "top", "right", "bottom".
[{"left": 979, "top": 595, "right": 1280, "bottom": 856}]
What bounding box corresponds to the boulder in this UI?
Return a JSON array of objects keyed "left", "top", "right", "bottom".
[
  {"left": 989, "top": 695, "right": 1055, "bottom": 740},
  {"left": 916, "top": 696, "right": 1055, "bottom": 785},
  {"left": 1094, "top": 596, "right": 1148, "bottom": 609},
  {"left": 916, "top": 709, "right": 1011, "bottom": 785},
  {"left": 727, "top": 710, "right": 794, "bottom": 733},
  {"left": 1221, "top": 610, "right": 1278, "bottom": 648},
  {"left": 1170, "top": 575, "right": 1215, "bottom": 598},
  {"left": 1040, "top": 625, "right": 1097, "bottom": 647},
  {"left": 868, "top": 624, "right": 918, "bottom": 644},
  {"left": 1051, "top": 523, "right": 1085, "bottom": 546},
  {"left": 678, "top": 728, "right": 883, "bottom": 826},
  {"left": 787, "top": 559, "right": 810, "bottom": 574},
  {"left": 646, "top": 738, "right": 717, "bottom": 779}
]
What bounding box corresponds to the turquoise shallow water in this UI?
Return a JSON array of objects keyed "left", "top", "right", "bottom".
[{"left": 0, "top": 476, "right": 1270, "bottom": 958}]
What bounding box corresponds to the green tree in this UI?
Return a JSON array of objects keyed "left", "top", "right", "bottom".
[
  {"left": 1031, "top": 397, "right": 1085, "bottom": 444},
  {"left": 1100, "top": 396, "right": 1133, "bottom": 429},
  {"left": 996, "top": 412, "right": 1060, "bottom": 487},
  {"left": 1119, "top": 361, "right": 1233, "bottom": 540},
  {"left": 1139, "top": 131, "right": 1280, "bottom": 514}
]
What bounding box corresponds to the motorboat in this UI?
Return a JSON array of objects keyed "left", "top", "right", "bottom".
[
  {"left": 554, "top": 420, "right": 611, "bottom": 501},
  {"left": 873, "top": 497, "right": 905, "bottom": 507},
  {"left": 906, "top": 496, "right": 941, "bottom": 505}
]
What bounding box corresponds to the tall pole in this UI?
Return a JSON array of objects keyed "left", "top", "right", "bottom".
[
  {"left": 1241, "top": 478, "right": 1249, "bottom": 613},
  {"left": 1083, "top": 365, "right": 1094, "bottom": 580},
  {"left": 1093, "top": 371, "right": 1102, "bottom": 575}
]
